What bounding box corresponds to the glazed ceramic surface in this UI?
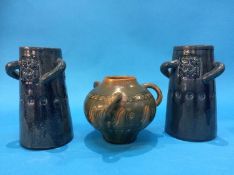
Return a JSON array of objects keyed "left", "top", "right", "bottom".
[
  {"left": 5, "top": 47, "right": 73, "bottom": 149},
  {"left": 161, "top": 45, "right": 225, "bottom": 141},
  {"left": 84, "top": 76, "right": 162, "bottom": 144}
]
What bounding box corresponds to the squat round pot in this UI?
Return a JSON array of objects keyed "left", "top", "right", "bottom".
[{"left": 84, "top": 76, "right": 163, "bottom": 144}]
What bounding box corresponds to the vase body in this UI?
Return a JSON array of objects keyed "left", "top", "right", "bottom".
[
  {"left": 6, "top": 47, "right": 73, "bottom": 149},
  {"left": 161, "top": 45, "right": 225, "bottom": 141},
  {"left": 84, "top": 76, "right": 162, "bottom": 144}
]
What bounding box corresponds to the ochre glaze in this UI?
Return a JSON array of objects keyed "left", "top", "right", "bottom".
[{"left": 84, "top": 76, "right": 162, "bottom": 144}]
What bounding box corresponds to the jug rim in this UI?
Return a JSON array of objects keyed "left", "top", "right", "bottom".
[{"left": 104, "top": 76, "right": 136, "bottom": 83}]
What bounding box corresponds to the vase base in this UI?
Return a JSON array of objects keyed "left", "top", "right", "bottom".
[
  {"left": 20, "top": 134, "right": 73, "bottom": 150},
  {"left": 165, "top": 130, "right": 216, "bottom": 142}
]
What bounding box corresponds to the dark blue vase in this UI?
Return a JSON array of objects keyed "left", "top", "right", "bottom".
[
  {"left": 161, "top": 45, "right": 225, "bottom": 141},
  {"left": 5, "top": 47, "right": 73, "bottom": 149}
]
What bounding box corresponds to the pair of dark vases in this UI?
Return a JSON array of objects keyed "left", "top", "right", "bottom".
[{"left": 5, "top": 45, "right": 225, "bottom": 149}]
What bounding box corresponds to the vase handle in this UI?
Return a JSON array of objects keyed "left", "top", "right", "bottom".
[
  {"left": 160, "top": 60, "right": 179, "bottom": 78},
  {"left": 143, "top": 83, "right": 163, "bottom": 106},
  {"left": 202, "top": 62, "right": 225, "bottom": 83},
  {"left": 5, "top": 60, "right": 20, "bottom": 80},
  {"left": 39, "top": 58, "right": 66, "bottom": 84}
]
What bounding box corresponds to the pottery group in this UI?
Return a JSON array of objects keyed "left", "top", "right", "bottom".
[{"left": 5, "top": 45, "right": 225, "bottom": 149}]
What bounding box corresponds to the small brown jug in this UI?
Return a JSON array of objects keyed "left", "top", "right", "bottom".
[{"left": 84, "top": 76, "right": 162, "bottom": 144}]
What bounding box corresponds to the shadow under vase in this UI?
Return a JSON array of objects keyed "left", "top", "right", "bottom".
[
  {"left": 6, "top": 139, "right": 69, "bottom": 153},
  {"left": 208, "top": 136, "right": 229, "bottom": 146}
]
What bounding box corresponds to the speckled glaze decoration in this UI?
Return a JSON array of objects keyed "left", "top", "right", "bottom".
[
  {"left": 161, "top": 45, "right": 225, "bottom": 142},
  {"left": 84, "top": 76, "right": 163, "bottom": 144},
  {"left": 5, "top": 47, "right": 73, "bottom": 149}
]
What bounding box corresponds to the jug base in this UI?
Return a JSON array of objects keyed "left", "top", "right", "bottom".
[{"left": 103, "top": 134, "right": 137, "bottom": 144}]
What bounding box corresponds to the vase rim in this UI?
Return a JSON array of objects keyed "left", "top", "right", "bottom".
[
  {"left": 20, "top": 46, "right": 61, "bottom": 51},
  {"left": 174, "top": 45, "right": 214, "bottom": 51}
]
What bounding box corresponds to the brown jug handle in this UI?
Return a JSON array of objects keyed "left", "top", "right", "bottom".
[
  {"left": 39, "top": 58, "right": 66, "bottom": 84},
  {"left": 202, "top": 62, "right": 225, "bottom": 83},
  {"left": 92, "top": 80, "right": 122, "bottom": 114},
  {"left": 5, "top": 60, "right": 20, "bottom": 80},
  {"left": 160, "top": 60, "right": 179, "bottom": 78},
  {"left": 143, "top": 83, "right": 163, "bottom": 106},
  {"left": 106, "top": 92, "right": 122, "bottom": 112},
  {"left": 93, "top": 81, "right": 101, "bottom": 88}
]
